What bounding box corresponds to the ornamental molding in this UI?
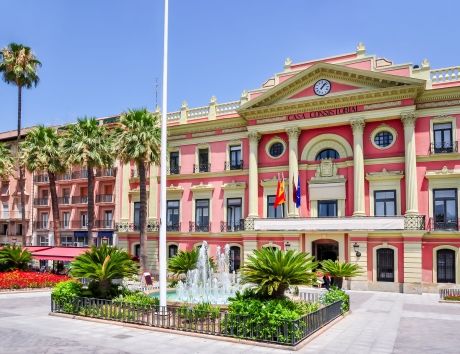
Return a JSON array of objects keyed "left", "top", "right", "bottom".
[
  {"left": 350, "top": 118, "right": 365, "bottom": 133},
  {"left": 222, "top": 181, "right": 247, "bottom": 190},
  {"left": 366, "top": 169, "right": 404, "bottom": 181},
  {"left": 286, "top": 127, "right": 301, "bottom": 139},
  {"left": 190, "top": 182, "right": 215, "bottom": 193},
  {"left": 425, "top": 167, "right": 460, "bottom": 179},
  {"left": 166, "top": 184, "right": 184, "bottom": 196},
  {"left": 260, "top": 176, "right": 286, "bottom": 187},
  {"left": 363, "top": 101, "right": 402, "bottom": 110},
  {"left": 416, "top": 86, "right": 460, "bottom": 104},
  {"left": 401, "top": 112, "right": 417, "bottom": 127}
]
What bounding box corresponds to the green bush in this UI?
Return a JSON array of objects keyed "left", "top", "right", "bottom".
[
  {"left": 178, "top": 302, "right": 221, "bottom": 321},
  {"left": 52, "top": 280, "right": 82, "bottom": 313},
  {"left": 0, "top": 245, "right": 32, "bottom": 271},
  {"left": 113, "top": 291, "right": 159, "bottom": 309},
  {"left": 168, "top": 249, "right": 215, "bottom": 276},
  {"left": 293, "top": 301, "right": 320, "bottom": 315},
  {"left": 320, "top": 287, "right": 350, "bottom": 313}
]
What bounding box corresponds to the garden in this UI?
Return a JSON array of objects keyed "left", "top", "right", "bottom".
[
  {"left": 0, "top": 245, "right": 69, "bottom": 290},
  {"left": 50, "top": 244, "right": 360, "bottom": 347}
]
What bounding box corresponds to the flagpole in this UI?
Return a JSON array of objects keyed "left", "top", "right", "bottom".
[{"left": 159, "top": 0, "right": 169, "bottom": 308}]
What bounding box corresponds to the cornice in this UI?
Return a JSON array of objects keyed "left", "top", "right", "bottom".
[
  {"left": 425, "top": 167, "right": 460, "bottom": 180},
  {"left": 416, "top": 86, "right": 460, "bottom": 104},
  {"left": 168, "top": 116, "right": 246, "bottom": 136},
  {"left": 190, "top": 183, "right": 214, "bottom": 193},
  {"left": 366, "top": 169, "right": 404, "bottom": 181},
  {"left": 166, "top": 169, "right": 248, "bottom": 181},
  {"left": 417, "top": 153, "right": 460, "bottom": 162},
  {"left": 222, "top": 181, "right": 247, "bottom": 190}
]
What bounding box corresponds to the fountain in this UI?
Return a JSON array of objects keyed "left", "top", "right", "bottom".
[{"left": 175, "top": 241, "right": 242, "bottom": 304}]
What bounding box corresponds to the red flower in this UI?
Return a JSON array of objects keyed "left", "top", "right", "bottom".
[{"left": 0, "top": 271, "right": 69, "bottom": 289}]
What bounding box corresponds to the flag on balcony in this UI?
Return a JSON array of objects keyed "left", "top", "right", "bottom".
[
  {"left": 295, "top": 175, "right": 301, "bottom": 208},
  {"left": 274, "top": 174, "right": 286, "bottom": 208}
]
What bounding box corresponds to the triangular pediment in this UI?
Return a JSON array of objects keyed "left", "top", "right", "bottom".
[{"left": 238, "top": 63, "right": 425, "bottom": 119}]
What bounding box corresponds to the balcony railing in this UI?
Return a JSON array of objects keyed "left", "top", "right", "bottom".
[
  {"left": 34, "top": 174, "right": 49, "bottom": 183},
  {"left": 429, "top": 217, "right": 459, "bottom": 231},
  {"left": 221, "top": 220, "right": 245, "bottom": 232},
  {"left": 167, "top": 166, "right": 181, "bottom": 175},
  {"left": 166, "top": 223, "right": 180, "bottom": 232},
  {"left": 115, "top": 221, "right": 159, "bottom": 232},
  {"left": 193, "top": 163, "right": 211, "bottom": 173},
  {"left": 56, "top": 172, "right": 72, "bottom": 181},
  {"left": 94, "top": 220, "right": 114, "bottom": 229},
  {"left": 189, "top": 221, "right": 211, "bottom": 232},
  {"left": 34, "top": 221, "right": 51, "bottom": 230},
  {"left": 58, "top": 196, "right": 71, "bottom": 205},
  {"left": 96, "top": 168, "right": 116, "bottom": 177},
  {"left": 72, "top": 170, "right": 88, "bottom": 179},
  {"left": 71, "top": 196, "right": 88, "bottom": 204},
  {"left": 33, "top": 198, "right": 49, "bottom": 206},
  {"left": 95, "top": 194, "right": 113, "bottom": 203},
  {"left": 224, "top": 160, "right": 244, "bottom": 170},
  {"left": 430, "top": 141, "right": 458, "bottom": 154}
]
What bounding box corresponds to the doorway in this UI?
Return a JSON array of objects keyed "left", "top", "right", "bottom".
[{"left": 312, "top": 239, "right": 339, "bottom": 261}]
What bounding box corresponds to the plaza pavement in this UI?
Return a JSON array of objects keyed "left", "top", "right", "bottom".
[{"left": 0, "top": 290, "right": 460, "bottom": 353}]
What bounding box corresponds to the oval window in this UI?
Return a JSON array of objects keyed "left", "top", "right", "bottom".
[
  {"left": 374, "top": 131, "right": 393, "bottom": 148},
  {"left": 269, "top": 142, "right": 284, "bottom": 158}
]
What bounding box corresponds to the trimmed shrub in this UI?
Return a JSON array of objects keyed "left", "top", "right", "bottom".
[{"left": 320, "top": 287, "right": 350, "bottom": 313}]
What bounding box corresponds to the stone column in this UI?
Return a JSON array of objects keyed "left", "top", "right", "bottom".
[
  {"left": 286, "top": 127, "right": 300, "bottom": 217},
  {"left": 248, "top": 132, "right": 260, "bottom": 218},
  {"left": 401, "top": 112, "right": 419, "bottom": 215},
  {"left": 351, "top": 119, "right": 366, "bottom": 216}
]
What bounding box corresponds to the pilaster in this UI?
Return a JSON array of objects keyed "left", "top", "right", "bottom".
[
  {"left": 286, "top": 127, "right": 300, "bottom": 217},
  {"left": 248, "top": 132, "right": 260, "bottom": 218},
  {"left": 351, "top": 119, "right": 366, "bottom": 216},
  {"left": 401, "top": 112, "right": 419, "bottom": 215}
]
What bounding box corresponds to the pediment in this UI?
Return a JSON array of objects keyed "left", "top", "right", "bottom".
[{"left": 238, "top": 63, "right": 425, "bottom": 118}]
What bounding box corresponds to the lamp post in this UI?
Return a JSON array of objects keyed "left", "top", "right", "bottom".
[{"left": 158, "top": 0, "right": 169, "bottom": 308}]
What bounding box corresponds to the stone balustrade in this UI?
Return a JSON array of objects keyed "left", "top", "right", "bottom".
[
  {"left": 431, "top": 66, "right": 460, "bottom": 83},
  {"left": 216, "top": 100, "right": 240, "bottom": 114},
  {"left": 187, "top": 106, "right": 210, "bottom": 119}
]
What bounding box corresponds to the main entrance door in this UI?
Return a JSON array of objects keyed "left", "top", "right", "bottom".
[{"left": 312, "top": 239, "right": 339, "bottom": 261}]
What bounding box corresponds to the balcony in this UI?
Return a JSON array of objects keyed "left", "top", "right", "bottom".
[
  {"left": 252, "top": 216, "right": 426, "bottom": 232},
  {"left": 34, "top": 221, "right": 51, "bottom": 230},
  {"left": 94, "top": 220, "right": 114, "bottom": 229},
  {"left": 71, "top": 196, "right": 88, "bottom": 204},
  {"left": 70, "top": 221, "right": 88, "bottom": 229},
  {"left": 0, "top": 211, "right": 30, "bottom": 220},
  {"left": 167, "top": 166, "right": 181, "bottom": 175},
  {"left": 33, "top": 198, "right": 49, "bottom": 206},
  {"left": 189, "top": 221, "right": 211, "bottom": 232},
  {"left": 430, "top": 141, "right": 458, "bottom": 154},
  {"left": 224, "top": 160, "right": 244, "bottom": 170},
  {"left": 58, "top": 196, "right": 71, "bottom": 205},
  {"left": 95, "top": 194, "right": 114, "bottom": 203},
  {"left": 34, "top": 174, "right": 49, "bottom": 183},
  {"left": 166, "top": 223, "right": 180, "bottom": 232},
  {"left": 193, "top": 163, "right": 211, "bottom": 173},
  {"left": 72, "top": 170, "right": 88, "bottom": 180},
  {"left": 115, "top": 221, "right": 159, "bottom": 232},
  {"left": 56, "top": 172, "right": 72, "bottom": 181},
  {"left": 429, "top": 217, "right": 459, "bottom": 231},
  {"left": 221, "top": 220, "right": 245, "bottom": 232},
  {"left": 96, "top": 168, "right": 116, "bottom": 178}
]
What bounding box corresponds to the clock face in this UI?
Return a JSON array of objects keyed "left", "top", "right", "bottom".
[{"left": 314, "top": 79, "right": 331, "bottom": 96}]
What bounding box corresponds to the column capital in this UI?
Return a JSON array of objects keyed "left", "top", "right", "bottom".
[
  {"left": 401, "top": 112, "right": 417, "bottom": 127},
  {"left": 286, "top": 127, "right": 301, "bottom": 139},
  {"left": 248, "top": 131, "right": 261, "bottom": 143},
  {"left": 350, "top": 118, "right": 365, "bottom": 133}
]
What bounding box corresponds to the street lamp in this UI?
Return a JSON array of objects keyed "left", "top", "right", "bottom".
[{"left": 353, "top": 242, "right": 361, "bottom": 257}]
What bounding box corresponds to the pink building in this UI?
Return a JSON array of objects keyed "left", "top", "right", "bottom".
[{"left": 116, "top": 43, "right": 460, "bottom": 293}]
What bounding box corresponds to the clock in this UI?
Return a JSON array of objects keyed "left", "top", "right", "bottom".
[{"left": 314, "top": 79, "right": 331, "bottom": 96}]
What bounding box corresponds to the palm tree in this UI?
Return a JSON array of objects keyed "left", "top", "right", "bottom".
[
  {"left": 168, "top": 248, "right": 216, "bottom": 276},
  {"left": 61, "top": 118, "right": 114, "bottom": 247},
  {"left": 70, "top": 245, "right": 138, "bottom": 298},
  {"left": 0, "top": 43, "right": 41, "bottom": 246},
  {"left": 241, "top": 248, "right": 318, "bottom": 299},
  {"left": 115, "top": 109, "right": 160, "bottom": 272},
  {"left": 21, "top": 126, "right": 65, "bottom": 246},
  {"left": 320, "top": 260, "right": 362, "bottom": 289},
  {"left": 0, "top": 143, "right": 14, "bottom": 179},
  {"left": 0, "top": 244, "right": 32, "bottom": 271}
]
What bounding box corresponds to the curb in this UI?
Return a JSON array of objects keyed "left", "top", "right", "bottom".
[
  {"left": 0, "top": 288, "right": 52, "bottom": 295},
  {"left": 49, "top": 312, "right": 345, "bottom": 351}
]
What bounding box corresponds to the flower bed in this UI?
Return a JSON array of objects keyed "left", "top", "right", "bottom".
[
  {"left": 0, "top": 271, "right": 69, "bottom": 289},
  {"left": 444, "top": 295, "right": 460, "bottom": 301}
]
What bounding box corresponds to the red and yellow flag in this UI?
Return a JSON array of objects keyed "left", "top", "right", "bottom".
[{"left": 274, "top": 174, "right": 286, "bottom": 208}]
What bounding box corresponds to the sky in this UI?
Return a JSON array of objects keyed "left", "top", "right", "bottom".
[{"left": 1, "top": 0, "right": 460, "bottom": 131}]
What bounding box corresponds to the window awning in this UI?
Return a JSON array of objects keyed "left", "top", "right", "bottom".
[{"left": 31, "top": 247, "right": 88, "bottom": 261}]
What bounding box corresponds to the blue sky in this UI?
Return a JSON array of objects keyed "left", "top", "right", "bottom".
[{"left": 1, "top": 0, "right": 460, "bottom": 131}]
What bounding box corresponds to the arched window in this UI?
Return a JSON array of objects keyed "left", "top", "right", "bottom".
[
  {"left": 315, "top": 149, "right": 339, "bottom": 161},
  {"left": 229, "top": 246, "right": 241, "bottom": 272},
  {"left": 437, "top": 249, "right": 456, "bottom": 283},
  {"left": 168, "top": 244, "right": 178, "bottom": 258},
  {"left": 377, "top": 248, "right": 394, "bottom": 282}
]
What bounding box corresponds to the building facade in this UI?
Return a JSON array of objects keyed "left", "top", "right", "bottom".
[{"left": 4, "top": 43, "right": 460, "bottom": 293}]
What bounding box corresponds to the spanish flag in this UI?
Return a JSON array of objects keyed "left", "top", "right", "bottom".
[{"left": 274, "top": 174, "right": 286, "bottom": 208}]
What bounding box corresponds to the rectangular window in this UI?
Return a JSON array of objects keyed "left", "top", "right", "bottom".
[
  {"left": 104, "top": 210, "right": 113, "bottom": 228},
  {"left": 1, "top": 183, "right": 9, "bottom": 195},
  {"left": 227, "top": 198, "right": 242, "bottom": 230},
  {"left": 169, "top": 151, "right": 180, "bottom": 174},
  {"left": 40, "top": 213, "right": 49, "bottom": 228},
  {"left": 63, "top": 212, "right": 70, "bottom": 229},
  {"left": 198, "top": 148, "right": 209, "bottom": 172},
  {"left": 133, "top": 202, "right": 140, "bottom": 229},
  {"left": 195, "top": 199, "right": 209, "bottom": 231},
  {"left": 267, "top": 195, "right": 284, "bottom": 219},
  {"left": 16, "top": 223, "right": 22, "bottom": 236},
  {"left": 318, "top": 200, "right": 338, "bottom": 217},
  {"left": 38, "top": 235, "right": 49, "bottom": 246},
  {"left": 433, "top": 189, "right": 458, "bottom": 230},
  {"left": 374, "top": 190, "right": 396, "bottom": 216},
  {"left": 80, "top": 213, "right": 88, "bottom": 228},
  {"left": 61, "top": 234, "right": 74, "bottom": 246},
  {"left": 433, "top": 122, "right": 453, "bottom": 153},
  {"left": 2, "top": 203, "right": 8, "bottom": 219},
  {"left": 229, "top": 145, "right": 242, "bottom": 170},
  {"left": 167, "top": 200, "right": 180, "bottom": 231}
]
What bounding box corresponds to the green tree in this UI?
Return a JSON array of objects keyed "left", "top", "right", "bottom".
[
  {"left": 241, "top": 248, "right": 317, "bottom": 299},
  {"left": 0, "top": 43, "right": 41, "bottom": 246},
  {"left": 0, "top": 244, "right": 32, "bottom": 271},
  {"left": 168, "top": 248, "right": 216, "bottom": 276},
  {"left": 22, "top": 126, "right": 65, "bottom": 246},
  {"left": 0, "top": 143, "right": 14, "bottom": 179},
  {"left": 115, "top": 109, "right": 160, "bottom": 272},
  {"left": 61, "top": 118, "right": 114, "bottom": 246},
  {"left": 320, "top": 260, "right": 362, "bottom": 289},
  {"left": 70, "top": 245, "right": 138, "bottom": 298}
]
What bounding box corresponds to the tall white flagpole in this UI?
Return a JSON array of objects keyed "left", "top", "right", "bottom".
[{"left": 159, "top": 0, "right": 169, "bottom": 308}]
